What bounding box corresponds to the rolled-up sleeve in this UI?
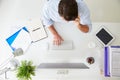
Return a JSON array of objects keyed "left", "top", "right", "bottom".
[
  {"left": 78, "top": 0, "right": 92, "bottom": 32},
  {"left": 42, "top": 4, "right": 54, "bottom": 27},
  {"left": 80, "top": 10, "right": 92, "bottom": 32}
]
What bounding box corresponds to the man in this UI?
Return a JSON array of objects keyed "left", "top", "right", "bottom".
[{"left": 42, "top": 0, "right": 92, "bottom": 45}]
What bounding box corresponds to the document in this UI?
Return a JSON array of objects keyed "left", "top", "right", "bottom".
[
  {"left": 109, "top": 46, "right": 120, "bottom": 77},
  {"left": 11, "top": 29, "right": 32, "bottom": 52}
]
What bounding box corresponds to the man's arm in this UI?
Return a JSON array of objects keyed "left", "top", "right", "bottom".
[
  {"left": 77, "top": 24, "right": 89, "bottom": 33},
  {"left": 48, "top": 25, "right": 64, "bottom": 45},
  {"left": 74, "top": 17, "right": 89, "bottom": 33}
]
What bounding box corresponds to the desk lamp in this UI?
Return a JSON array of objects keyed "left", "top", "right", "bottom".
[{"left": 0, "top": 48, "right": 23, "bottom": 79}]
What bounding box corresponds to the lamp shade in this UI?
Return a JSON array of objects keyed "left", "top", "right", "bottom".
[{"left": 13, "top": 48, "right": 23, "bottom": 57}]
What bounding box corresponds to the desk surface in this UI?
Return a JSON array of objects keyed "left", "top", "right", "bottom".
[
  {"left": 0, "top": 23, "right": 119, "bottom": 80},
  {"left": 0, "top": 1, "right": 120, "bottom": 80}
]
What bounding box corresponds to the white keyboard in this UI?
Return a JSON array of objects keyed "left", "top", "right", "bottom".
[{"left": 49, "top": 40, "right": 73, "bottom": 50}]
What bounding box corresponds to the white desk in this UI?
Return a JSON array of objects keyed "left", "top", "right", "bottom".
[
  {"left": 0, "top": 23, "right": 118, "bottom": 80},
  {"left": 0, "top": 0, "right": 120, "bottom": 80}
]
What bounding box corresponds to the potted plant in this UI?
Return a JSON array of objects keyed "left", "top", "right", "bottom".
[{"left": 16, "top": 60, "right": 36, "bottom": 80}]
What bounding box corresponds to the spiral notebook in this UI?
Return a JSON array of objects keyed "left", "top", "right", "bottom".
[{"left": 27, "top": 20, "right": 48, "bottom": 42}]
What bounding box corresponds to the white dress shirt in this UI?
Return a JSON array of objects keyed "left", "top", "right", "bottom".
[{"left": 42, "top": 0, "right": 92, "bottom": 31}]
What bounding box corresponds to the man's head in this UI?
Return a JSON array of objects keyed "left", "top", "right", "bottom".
[{"left": 58, "top": 0, "right": 78, "bottom": 21}]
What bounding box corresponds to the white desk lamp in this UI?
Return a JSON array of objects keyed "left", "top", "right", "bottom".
[{"left": 0, "top": 48, "right": 23, "bottom": 79}]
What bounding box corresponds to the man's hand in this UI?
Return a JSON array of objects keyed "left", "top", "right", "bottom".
[
  {"left": 74, "top": 17, "right": 80, "bottom": 26},
  {"left": 48, "top": 25, "right": 64, "bottom": 45},
  {"left": 74, "top": 17, "right": 89, "bottom": 33},
  {"left": 53, "top": 34, "right": 64, "bottom": 45}
]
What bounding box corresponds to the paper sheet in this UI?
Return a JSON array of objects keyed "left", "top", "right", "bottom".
[
  {"left": 110, "top": 47, "right": 120, "bottom": 77},
  {"left": 11, "top": 29, "right": 32, "bottom": 52}
]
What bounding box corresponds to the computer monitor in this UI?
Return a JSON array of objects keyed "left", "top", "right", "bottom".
[{"left": 38, "top": 63, "right": 89, "bottom": 69}]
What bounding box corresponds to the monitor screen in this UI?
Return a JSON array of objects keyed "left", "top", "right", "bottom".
[{"left": 38, "top": 63, "right": 89, "bottom": 69}]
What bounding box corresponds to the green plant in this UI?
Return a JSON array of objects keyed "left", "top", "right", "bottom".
[{"left": 16, "top": 60, "right": 36, "bottom": 80}]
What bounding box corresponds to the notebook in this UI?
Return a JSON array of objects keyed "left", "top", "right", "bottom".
[{"left": 27, "top": 20, "right": 48, "bottom": 42}]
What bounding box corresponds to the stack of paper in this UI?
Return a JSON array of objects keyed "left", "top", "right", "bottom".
[
  {"left": 104, "top": 46, "right": 120, "bottom": 77},
  {"left": 109, "top": 46, "right": 120, "bottom": 77},
  {"left": 11, "top": 29, "right": 32, "bottom": 52}
]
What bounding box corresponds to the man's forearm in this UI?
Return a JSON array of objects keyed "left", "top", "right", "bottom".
[
  {"left": 48, "top": 25, "right": 59, "bottom": 36},
  {"left": 77, "top": 24, "right": 89, "bottom": 33},
  {"left": 48, "top": 25, "right": 64, "bottom": 45},
  {"left": 74, "top": 17, "right": 89, "bottom": 33}
]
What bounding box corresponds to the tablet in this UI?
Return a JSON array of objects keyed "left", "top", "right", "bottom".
[{"left": 95, "top": 26, "right": 115, "bottom": 46}]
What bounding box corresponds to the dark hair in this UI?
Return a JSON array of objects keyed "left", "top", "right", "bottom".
[{"left": 58, "top": 0, "right": 78, "bottom": 21}]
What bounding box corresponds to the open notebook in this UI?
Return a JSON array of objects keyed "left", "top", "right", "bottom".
[
  {"left": 27, "top": 20, "right": 48, "bottom": 42},
  {"left": 6, "top": 23, "right": 48, "bottom": 52}
]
